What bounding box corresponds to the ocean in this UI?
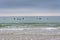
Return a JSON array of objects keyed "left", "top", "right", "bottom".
[
  {"left": 0, "top": 16, "right": 60, "bottom": 28},
  {"left": 0, "top": 16, "right": 60, "bottom": 35},
  {"left": 0, "top": 23, "right": 60, "bottom": 28}
]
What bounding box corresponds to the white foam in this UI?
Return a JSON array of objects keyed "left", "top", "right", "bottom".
[
  {"left": 0, "top": 27, "right": 57, "bottom": 31},
  {"left": 0, "top": 28, "right": 25, "bottom": 30},
  {"left": 40, "top": 27, "right": 57, "bottom": 30}
]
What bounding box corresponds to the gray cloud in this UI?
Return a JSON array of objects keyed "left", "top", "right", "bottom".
[
  {"left": 0, "top": 0, "right": 60, "bottom": 9},
  {"left": 0, "top": 0, "right": 60, "bottom": 13}
]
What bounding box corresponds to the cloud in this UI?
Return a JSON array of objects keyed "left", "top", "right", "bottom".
[
  {"left": 0, "top": 0, "right": 60, "bottom": 13},
  {"left": 0, "top": 0, "right": 60, "bottom": 9},
  {"left": 0, "top": 8, "right": 60, "bottom": 13}
]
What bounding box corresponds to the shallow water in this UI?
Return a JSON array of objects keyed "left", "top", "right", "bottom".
[
  {"left": 0, "top": 23, "right": 60, "bottom": 35},
  {"left": 0, "top": 23, "right": 60, "bottom": 28}
]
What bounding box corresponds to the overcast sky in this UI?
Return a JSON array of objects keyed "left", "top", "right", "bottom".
[{"left": 0, "top": 0, "right": 60, "bottom": 14}]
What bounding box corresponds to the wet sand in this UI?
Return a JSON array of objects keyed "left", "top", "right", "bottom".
[{"left": 0, "top": 28, "right": 60, "bottom": 40}]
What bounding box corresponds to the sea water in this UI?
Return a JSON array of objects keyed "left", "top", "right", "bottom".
[
  {"left": 0, "top": 16, "right": 60, "bottom": 28},
  {"left": 0, "top": 23, "right": 60, "bottom": 28},
  {"left": 0, "top": 16, "right": 60, "bottom": 35}
]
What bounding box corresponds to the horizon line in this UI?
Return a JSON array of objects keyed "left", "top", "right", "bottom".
[{"left": 0, "top": 13, "right": 60, "bottom": 16}]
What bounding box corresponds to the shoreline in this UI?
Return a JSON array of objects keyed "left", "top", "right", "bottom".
[{"left": 0, "top": 27, "right": 60, "bottom": 35}]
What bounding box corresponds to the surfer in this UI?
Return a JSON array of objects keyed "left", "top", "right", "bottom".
[
  {"left": 39, "top": 18, "right": 42, "bottom": 20},
  {"left": 47, "top": 18, "right": 48, "bottom": 20},
  {"left": 14, "top": 18, "right": 15, "bottom": 20},
  {"left": 22, "top": 18, "right": 24, "bottom": 20}
]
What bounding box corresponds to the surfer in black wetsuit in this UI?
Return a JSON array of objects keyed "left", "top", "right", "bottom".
[
  {"left": 22, "top": 18, "right": 24, "bottom": 20},
  {"left": 39, "top": 18, "right": 42, "bottom": 20},
  {"left": 47, "top": 18, "right": 48, "bottom": 20},
  {"left": 14, "top": 18, "right": 15, "bottom": 20},
  {"left": 16, "top": 18, "right": 24, "bottom": 20}
]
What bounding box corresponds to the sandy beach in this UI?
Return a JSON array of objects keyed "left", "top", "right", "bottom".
[
  {"left": 0, "top": 33, "right": 60, "bottom": 40},
  {"left": 0, "top": 28, "right": 60, "bottom": 40}
]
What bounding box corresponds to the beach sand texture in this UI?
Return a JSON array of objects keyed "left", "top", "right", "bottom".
[{"left": 0, "top": 29, "right": 60, "bottom": 40}]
